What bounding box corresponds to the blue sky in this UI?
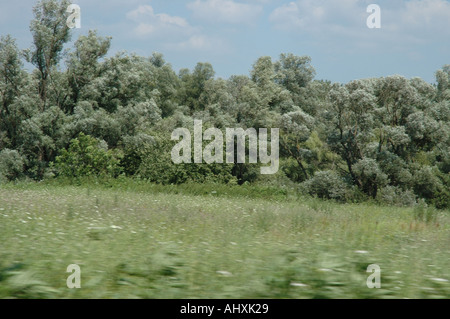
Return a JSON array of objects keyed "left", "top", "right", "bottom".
[{"left": 1, "top": 0, "right": 449, "bottom": 83}]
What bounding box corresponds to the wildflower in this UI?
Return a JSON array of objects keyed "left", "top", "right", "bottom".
[
  {"left": 430, "top": 278, "right": 448, "bottom": 282},
  {"left": 290, "top": 282, "right": 308, "bottom": 287},
  {"left": 216, "top": 271, "right": 232, "bottom": 277}
]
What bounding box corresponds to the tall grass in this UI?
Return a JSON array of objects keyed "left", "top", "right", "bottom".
[{"left": 0, "top": 180, "right": 448, "bottom": 299}]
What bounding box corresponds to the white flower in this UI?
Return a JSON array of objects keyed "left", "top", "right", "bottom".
[
  {"left": 354, "top": 250, "right": 369, "bottom": 254},
  {"left": 430, "top": 278, "right": 448, "bottom": 282},
  {"left": 290, "top": 282, "right": 308, "bottom": 287},
  {"left": 216, "top": 271, "right": 233, "bottom": 277}
]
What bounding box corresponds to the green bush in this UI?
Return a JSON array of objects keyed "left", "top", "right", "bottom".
[
  {"left": 376, "top": 186, "right": 417, "bottom": 207},
  {"left": 137, "top": 134, "right": 236, "bottom": 185},
  {"left": 0, "top": 149, "right": 24, "bottom": 181},
  {"left": 53, "top": 133, "right": 121, "bottom": 178},
  {"left": 411, "top": 165, "right": 449, "bottom": 209},
  {"left": 413, "top": 202, "right": 439, "bottom": 224},
  {"left": 353, "top": 158, "right": 388, "bottom": 198},
  {"left": 120, "top": 133, "right": 155, "bottom": 176},
  {"left": 302, "top": 170, "right": 347, "bottom": 201}
]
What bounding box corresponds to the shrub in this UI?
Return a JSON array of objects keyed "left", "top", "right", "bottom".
[
  {"left": 353, "top": 158, "right": 388, "bottom": 198},
  {"left": 376, "top": 186, "right": 417, "bottom": 207},
  {"left": 120, "top": 133, "right": 155, "bottom": 176},
  {"left": 412, "top": 166, "right": 440, "bottom": 199},
  {"left": 137, "top": 134, "right": 236, "bottom": 185},
  {"left": 0, "top": 149, "right": 24, "bottom": 181},
  {"left": 254, "top": 166, "right": 296, "bottom": 189},
  {"left": 302, "top": 170, "right": 347, "bottom": 201},
  {"left": 53, "top": 133, "right": 121, "bottom": 178},
  {"left": 411, "top": 165, "right": 449, "bottom": 209},
  {"left": 413, "top": 201, "right": 439, "bottom": 224}
]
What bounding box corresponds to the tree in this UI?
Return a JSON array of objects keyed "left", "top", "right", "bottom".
[
  {"left": 250, "top": 56, "right": 293, "bottom": 113},
  {"left": 405, "top": 111, "right": 440, "bottom": 151},
  {"left": 303, "top": 170, "right": 347, "bottom": 201},
  {"left": 54, "top": 133, "right": 121, "bottom": 178},
  {"left": 28, "top": 0, "right": 72, "bottom": 108},
  {"left": 436, "top": 65, "right": 450, "bottom": 102},
  {"left": 66, "top": 30, "right": 111, "bottom": 112},
  {"left": 295, "top": 80, "right": 332, "bottom": 117},
  {"left": 150, "top": 53, "right": 181, "bottom": 118},
  {"left": 81, "top": 53, "right": 162, "bottom": 113},
  {"left": 0, "top": 35, "right": 27, "bottom": 149},
  {"left": 178, "top": 62, "right": 215, "bottom": 112},
  {"left": 197, "top": 78, "right": 236, "bottom": 128},
  {"left": 228, "top": 74, "right": 269, "bottom": 128},
  {"left": 353, "top": 158, "right": 388, "bottom": 198},
  {"left": 0, "top": 149, "right": 24, "bottom": 181},
  {"left": 274, "top": 53, "right": 315, "bottom": 96},
  {"left": 326, "top": 81, "right": 377, "bottom": 188},
  {"left": 18, "top": 105, "right": 68, "bottom": 178},
  {"left": 279, "top": 109, "right": 315, "bottom": 181},
  {"left": 375, "top": 75, "right": 419, "bottom": 127}
]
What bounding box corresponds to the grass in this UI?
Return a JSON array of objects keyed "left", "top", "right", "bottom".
[{"left": 0, "top": 179, "right": 449, "bottom": 299}]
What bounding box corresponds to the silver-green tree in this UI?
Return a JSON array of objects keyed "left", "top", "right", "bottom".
[{"left": 28, "top": 0, "right": 71, "bottom": 108}]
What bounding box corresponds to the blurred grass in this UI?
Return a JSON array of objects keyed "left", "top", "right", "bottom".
[{"left": 0, "top": 179, "right": 448, "bottom": 299}]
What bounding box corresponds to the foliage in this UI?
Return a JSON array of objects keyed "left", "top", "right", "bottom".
[
  {"left": 53, "top": 133, "right": 121, "bottom": 178},
  {"left": 0, "top": 182, "right": 448, "bottom": 299},
  {"left": 376, "top": 186, "right": 417, "bottom": 207},
  {"left": 0, "top": 149, "right": 24, "bottom": 181},
  {"left": 0, "top": 0, "right": 448, "bottom": 208},
  {"left": 302, "top": 170, "right": 348, "bottom": 201},
  {"left": 137, "top": 132, "right": 236, "bottom": 185}
]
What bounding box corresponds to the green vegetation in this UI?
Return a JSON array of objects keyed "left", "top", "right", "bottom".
[
  {"left": 0, "top": 181, "right": 448, "bottom": 299},
  {"left": 0, "top": 0, "right": 448, "bottom": 208},
  {"left": 52, "top": 133, "right": 121, "bottom": 178}
]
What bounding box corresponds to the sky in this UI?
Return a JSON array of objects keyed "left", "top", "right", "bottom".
[{"left": 0, "top": 0, "right": 449, "bottom": 83}]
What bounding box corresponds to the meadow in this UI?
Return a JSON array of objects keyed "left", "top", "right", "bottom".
[{"left": 0, "top": 180, "right": 449, "bottom": 299}]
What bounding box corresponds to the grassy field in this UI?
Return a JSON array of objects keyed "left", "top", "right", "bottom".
[{"left": 0, "top": 180, "right": 449, "bottom": 299}]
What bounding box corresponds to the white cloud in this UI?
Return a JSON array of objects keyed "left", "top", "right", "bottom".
[
  {"left": 269, "top": 2, "right": 304, "bottom": 29},
  {"left": 269, "top": 0, "right": 363, "bottom": 33},
  {"left": 269, "top": 0, "right": 450, "bottom": 44},
  {"left": 166, "top": 35, "right": 229, "bottom": 52},
  {"left": 388, "top": 0, "right": 450, "bottom": 38},
  {"left": 126, "top": 5, "right": 229, "bottom": 53},
  {"left": 180, "top": 35, "right": 216, "bottom": 50},
  {"left": 126, "top": 5, "right": 196, "bottom": 38},
  {"left": 187, "top": 0, "right": 263, "bottom": 25}
]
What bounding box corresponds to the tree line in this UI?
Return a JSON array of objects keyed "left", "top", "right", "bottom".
[{"left": 0, "top": 0, "right": 448, "bottom": 208}]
